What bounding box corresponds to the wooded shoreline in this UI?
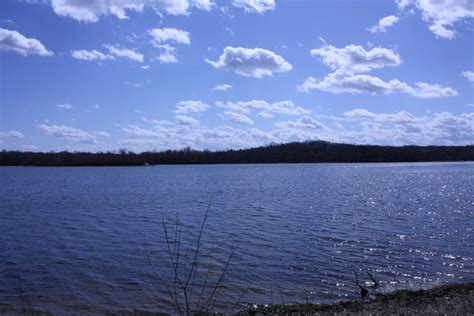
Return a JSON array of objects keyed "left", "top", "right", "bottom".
[{"left": 1, "top": 141, "right": 473, "bottom": 166}]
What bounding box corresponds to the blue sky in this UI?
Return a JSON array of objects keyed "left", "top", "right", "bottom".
[{"left": 0, "top": 0, "right": 473, "bottom": 152}]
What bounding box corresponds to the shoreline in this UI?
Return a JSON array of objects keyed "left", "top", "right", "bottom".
[
  {"left": 242, "top": 282, "right": 474, "bottom": 315},
  {"left": 1, "top": 160, "right": 473, "bottom": 167},
  {"left": 1, "top": 283, "right": 473, "bottom": 315}
]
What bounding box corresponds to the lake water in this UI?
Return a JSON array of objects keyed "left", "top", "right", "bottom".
[{"left": 0, "top": 163, "right": 473, "bottom": 314}]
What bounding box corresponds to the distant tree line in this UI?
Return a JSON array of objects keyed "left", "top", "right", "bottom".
[{"left": 0, "top": 141, "right": 473, "bottom": 166}]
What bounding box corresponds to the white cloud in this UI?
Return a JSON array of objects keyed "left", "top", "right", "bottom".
[
  {"left": 340, "top": 108, "right": 473, "bottom": 145},
  {"left": 148, "top": 28, "right": 191, "bottom": 45},
  {"left": 257, "top": 111, "right": 274, "bottom": 119},
  {"left": 396, "top": 0, "right": 474, "bottom": 39},
  {"left": 212, "top": 83, "right": 232, "bottom": 91},
  {"left": 124, "top": 81, "right": 141, "bottom": 87},
  {"left": 217, "top": 100, "right": 268, "bottom": 113},
  {"left": 222, "top": 111, "right": 255, "bottom": 125},
  {"left": 148, "top": 28, "right": 190, "bottom": 63},
  {"left": 275, "top": 116, "right": 325, "bottom": 130},
  {"left": 217, "top": 100, "right": 311, "bottom": 116},
  {"left": 232, "top": 0, "right": 275, "bottom": 13},
  {"left": 120, "top": 122, "right": 274, "bottom": 151},
  {"left": 38, "top": 124, "right": 103, "bottom": 144},
  {"left": 412, "top": 82, "right": 459, "bottom": 98},
  {"left": 369, "top": 15, "right": 400, "bottom": 33},
  {"left": 301, "top": 43, "right": 457, "bottom": 98},
  {"left": 154, "top": 44, "right": 178, "bottom": 64},
  {"left": 175, "top": 100, "right": 210, "bottom": 114},
  {"left": 141, "top": 117, "right": 173, "bottom": 125},
  {"left": 119, "top": 109, "right": 473, "bottom": 151},
  {"left": 104, "top": 44, "right": 143, "bottom": 62},
  {"left": 71, "top": 49, "right": 112, "bottom": 61},
  {"left": 310, "top": 43, "right": 402, "bottom": 73},
  {"left": 71, "top": 45, "right": 143, "bottom": 62},
  {"left": 0, "top": 130, "right": 24, "bottom": 138},
  {"left": 298, "top": 71, "right": 458, "bottom": 98},
  {"left": 0, "top": 28, "right": 53, "bottom": 56},
  {"left": 206, "top": 46, "right": 292, "bottom": 78},
  {"left": 192, "top": 0, "right": 215, "bottom": 11},
  {"left": 176, "top": 115, "right": 200, "bottom": 126},
  {"left": 50, "top": 0, "right": 214, "bottom": 23},
  {"left": 344, "top": 108, "right": 418, "bottom": 123},
  {"left": 57, "top": 103, "right": 73, "bottom": 110},
  {"left": 93, "top": 131, "right": 111, "bottom": 138},
  {"left": 462, "top": 71, "right": 474, "bottom": 82},
  {"left": 269, "top": 100, "right": 311, "bottom": 115}
]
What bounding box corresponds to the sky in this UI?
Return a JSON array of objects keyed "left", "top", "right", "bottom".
[{"left": 0, "top": 0, "right": 473, "bottom": 152}]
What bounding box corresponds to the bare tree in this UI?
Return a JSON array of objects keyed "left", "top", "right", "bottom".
[{"left": 159, "top": 202, "right": 236, "bottom": 315}]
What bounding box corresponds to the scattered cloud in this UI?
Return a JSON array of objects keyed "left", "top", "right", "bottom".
[
  {"left": 118, "top": 108, "right": 473, "bottom": 151},
  {"left": 396, "top": 0, "right": 474, "bottom": 39},
  {"left": 301, "top": 43, "right": 457, "bottom": 98},
  {"left": 154, "top": 44, "right": 178, "bottom": 63},
  {"left": 176, "top": 115, "right": 200, "bottom": 126},
  {"left": 257, "top": 111, "right": 274, "bottom": 119},
  {"left": 0, "top": 28, "right": 53, "bottom": 56},
  {"left": 57, "top": 103, "right": 73, "bottom": 110},
  {"left": 93, "top": 131, "right": 111, "bottom": 138},
  {"left": 206, "top": 46, "right": 292, "bottom": 78},
  {"left": 175, "top": 100, "right": 210, "bottom": 114},
  {"left": 0, "top": 130, "right": 24, "bottom": 138},
  {"left": 411, "top": 82, "right": 459, "bottom": 98},
  {"left": 310, "top": 43, "right": 402, "bottom": 73},
  {"left": 49, "top": 0, "right": 214, "bottom": 23},
  {"left": 232, "top": 0, "right": 275, "bottom": 13},
  {"left": 124, "top": 81, "right": 141, "bottom": 87},
  {"left": 369, "top": 15, "right": 400, "bottom": 33},
  {"left": 148, "top": 28, "right": 190, "bottom": 63},
  {"left": 104, "top": 44, "right": 143, "bottom": 62},
  {"left": 212, "top": 83, "right": 232, "bottom": 91},
  {"left": 71, "top": 49, "right": 112, "bottom": 61},
  {"left": 275, "top": 116, "right": 325, "bottom": 130},
  {"left": 462, "top": 71, "right": 474, "bottom": 82},
  {"left": 341, "top": 108, "right": 474, "bottom": 145},
  {"left": 298, "top": 71, "right": 458, "bottom": 98},
  {"left": 38, "top": 124, "right": 109, "bottom": 144},
  {"left": 223, "top": 27, "right": 234, "bottom": 36},
  {"left": 222, "top": 111, "right": 254, "bottom": 125},
  {"left": 71, "top": 45, "right": 143, "bottom": 62},
  {"left": 217, "top": 100, "right": 310, "bottom": 116},
  {"left": 265, "top": 100, "right": 311, "bottom": 116},
  {"left": 149, "top": 28, "right": 191, "bottom": 45}
]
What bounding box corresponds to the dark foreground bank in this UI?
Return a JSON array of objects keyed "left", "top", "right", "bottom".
[
  {"left": 2, "top": 283, "right": 473, "bottom": 315},
  {"left": 242, "top": 283, "right": 474, "bottom": 315},
  {"left": 1, "top": 141, "right": 473, "bottom": 166}
]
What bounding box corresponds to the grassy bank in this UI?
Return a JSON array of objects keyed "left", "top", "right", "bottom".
[{"left": 242, "top": 283, "right": 474, "bottom": 315}]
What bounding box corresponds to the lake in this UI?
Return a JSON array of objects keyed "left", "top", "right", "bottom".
[{"left": 0, "top": 162, "right": 472, "bottom": 314}]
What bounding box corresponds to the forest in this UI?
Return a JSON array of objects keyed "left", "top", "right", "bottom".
[{"left": 1, "top": 141, "right": 473, "bottom": 166}]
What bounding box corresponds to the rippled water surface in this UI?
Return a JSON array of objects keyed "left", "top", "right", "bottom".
[{"left": 0, "top": 163, "right": 473, "bottom": 313}]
